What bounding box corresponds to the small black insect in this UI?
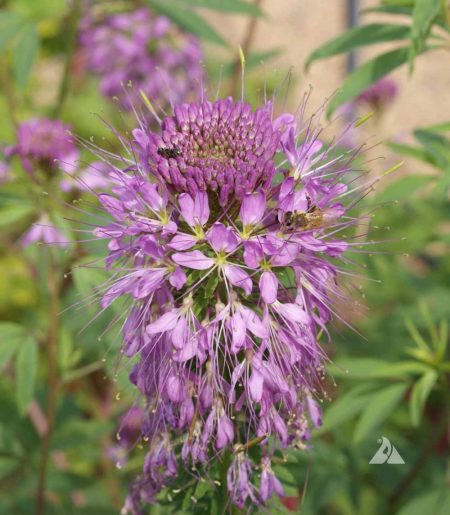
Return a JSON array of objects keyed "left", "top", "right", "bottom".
[{"left": 157, "top": 147, "right": 182, "bottom": 159}]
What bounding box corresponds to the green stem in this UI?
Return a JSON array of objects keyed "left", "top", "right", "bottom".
[
  {"left": 52, "top": 0, "right": 82, "bottom": 118},
  {"left": 230, "top": 0, "right": 264, "bottom": 98},
  {"left": 35, "top": 249, "right": 60, "bottom": 515}
]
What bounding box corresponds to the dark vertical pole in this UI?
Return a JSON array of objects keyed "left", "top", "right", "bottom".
[{"left": 347, "top": 0, "right": 358, "bottom": 73}]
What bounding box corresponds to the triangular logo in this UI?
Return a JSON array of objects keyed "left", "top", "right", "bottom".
[{"left": 369, "top": 436, "right": 405, "bottom": 465}]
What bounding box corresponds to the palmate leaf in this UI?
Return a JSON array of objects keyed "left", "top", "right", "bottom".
[
  {"left": 146, "top": 0, "right": 227, "bottom": 46},
  {"left": 305, "top": 23, "right": 411, "bottom": 70},
  {"left": 326, "top": 47, "right": 412, "bottom": 117}
]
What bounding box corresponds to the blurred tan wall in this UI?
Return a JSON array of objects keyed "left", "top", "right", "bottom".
[{"left": 206, "top": 0, "right": 450, "bottom": 141}]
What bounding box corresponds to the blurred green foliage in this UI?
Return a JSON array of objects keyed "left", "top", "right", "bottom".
[{"left": 0, "top": 0, "right": 449, "bottom": 514}]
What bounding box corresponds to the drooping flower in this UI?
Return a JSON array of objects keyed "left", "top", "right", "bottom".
[
  {"left": 82, "top": 87, "right": 377, "bottom": 511},
  {"left": 108, "top": 406, "right": 144, "bottom": 469},
  {"left": 80, "top": 6, "right": 203, "bottom": 111},
  {"left": 8, "top": 118, "right": 78, "bottom": 175}
]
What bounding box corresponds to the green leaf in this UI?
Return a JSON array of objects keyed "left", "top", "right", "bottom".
[
  {"left": 411, "top": 0, "right": 441, "bottom": 52},
  {"left": 0, "top": 323, "right": 26, "bottom": 371},
  {"left": 388, "top": 141, "right": 435, "bottom": 166},
  {"left": 146, "top": 0, "right": 227, "bottom": 46},
  {"left": 318, "top": 384, "right": 377, "bottom": 434},
  {"left": 414, "top": 129, "right": 450, "bottom": 170},
  {"left": 375, "top": 175, "right": 431, "bottom": 203},
  {"left": 328, "top": 358, "right": 428, "bottom": 379},
  {"left": 15, "top": 335, "right": 38, "bottom": 416},
  {"left": 424, "top": 121, "right": 450, "bottom": 132},
  {"left": 204, "top": 273, "right": 219, "bottom": 299},
  {"left": 353, "top": 383, "right": 408, "bottom": 443},
  {"left": 179, "top": 0, "right": 263, "bottom": 16},
  {"left": 327, "top": 48, "right": 411, "bottom": 116},
  {"left": 194, "top": 479, "right": 210, "bottom": 500},
  {"left": 409, "top": 370, "right": 438, "bottom": 426},
  {"left": 397, "top": 487, "right": 450, "bottom": 515},
  {"left": 13, "top": 23, "right": 39, "bottom": 88},
  {"left": 305, "top": 24, "right": 411, "bottom": 70},
  {"left": 0, "top": 12, "right": 24, "bottom": 52},
  {"left": 0, "top": 203, "right": 35, "bottom": 226}
]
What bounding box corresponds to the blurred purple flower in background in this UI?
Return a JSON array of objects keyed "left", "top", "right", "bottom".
[
  {"left": 82, "top": 89, "right": 375, "bottom": 512},
  {"left": 21, "top": 214, "right": 67, "bottom": 248},
  {"left": 80, "top": 7, "right": 203, "bottom": 110},
  {"left": 7, "top": 118, "right": 78, "bottom": 175},
  {"left": 357, "top": 77, "right": 398, "bottom": 111},
  {"left": 0, "top": 151, "right": 11, "bottom": 184}
]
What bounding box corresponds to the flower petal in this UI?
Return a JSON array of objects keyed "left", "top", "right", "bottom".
[
  {"left": 224, "top": 265, "right": 252, "bottom": 295},
  {"left": 168, "top": 233, "right": 197, "bottom": 251},
  {"left": 248, "top": 368, "right": 264, "bottom": 402},
  {"left": 240, "top": 190, "right": 266, "bottom": 226},
  {"left": 243, "top": 240, "right": 264, "bottom": 268},
  {"left": 178, "top": 192, "right": 195, "bottom": 227},
  {"left": 207, "top": 223, "right": 239, "bottom": 253},
  {"left": 259, "top": 271, "right": 278, "bottom": 304},
  {"left": 172, "top": 250, "right": 214, "bottom": 270},
  {"left": 193, "top": 191, "right": 209, "bottom": 226},
  {"left": 146, "top": 310, "right": 178, "bottom": 334}
]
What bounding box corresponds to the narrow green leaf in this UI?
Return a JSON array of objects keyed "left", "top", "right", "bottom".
[
  {"left": 327, "top": 48, "right": 412, "bottom": 116},
  {"left": 178, "top": 0, "right": 263, "bottom": 16},
  {"left": 424, "top": 121, "right": 450, "bottom": 132},
  {"left": 353, "top": 383, "right": 408, "bottom": 443},
  {"left": 374, "top": 175, "right": 431, "bottom": 203},
  {"left": 146, "top": 0, "right": 227, "bottom": 46},
  {"left": 328, "top": 358, "right": 428, "bottom": 379},
  {"left": 0, "top": 13, "right": 24, "bottom": 52},
  {"left": 0, "top": 322, "right": 26, "bottom": 371},
  {"left": 0, "top": 203, "right": 35, "bottom": 226},
  {"left": 397, "top": 487, "right": 450, "bottom": 515},
  {"left": 412, "top": 0, "right": 441, "bottom": 50},
  {"left": 15, "top": 336, "right": 38, "bottom": 416},
  {"left": 305, "top": 24, "right": 411, "bottom": 70},
  {"left": 388, "top": 141, "right": 435, "bottom": 166},
  {"left": 318, "top": 384, "right": 377, "bottom": 434},
  {"left": 13, "top": 23, "right": 39, "bottom": 88},
  {"left": 414, "top": 129, "right": 450, "bottom": 170},
  {"left": 409, "top": 370, "right": 438, "bottom": 426}
]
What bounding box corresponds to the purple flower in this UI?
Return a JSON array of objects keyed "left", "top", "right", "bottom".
[
  {"left": 80, "top": 7, "right": 203, "bottom": 111},
  {"left": 81, "top": 86, "right": 377, "bottom": 510},
  {"left": 357, "top": 77, "right": 398, "bottom": 110},
  {"left": 9, "top": 118, "right": 78, "bottom": 175}
]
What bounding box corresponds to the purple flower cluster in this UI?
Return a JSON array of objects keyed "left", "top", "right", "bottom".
[
  {"left": 80, "top": 7, "right": 203, "bottom": 110},
  {"left": 85, "top": 93, "right": 369, "bottom": 512}
]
